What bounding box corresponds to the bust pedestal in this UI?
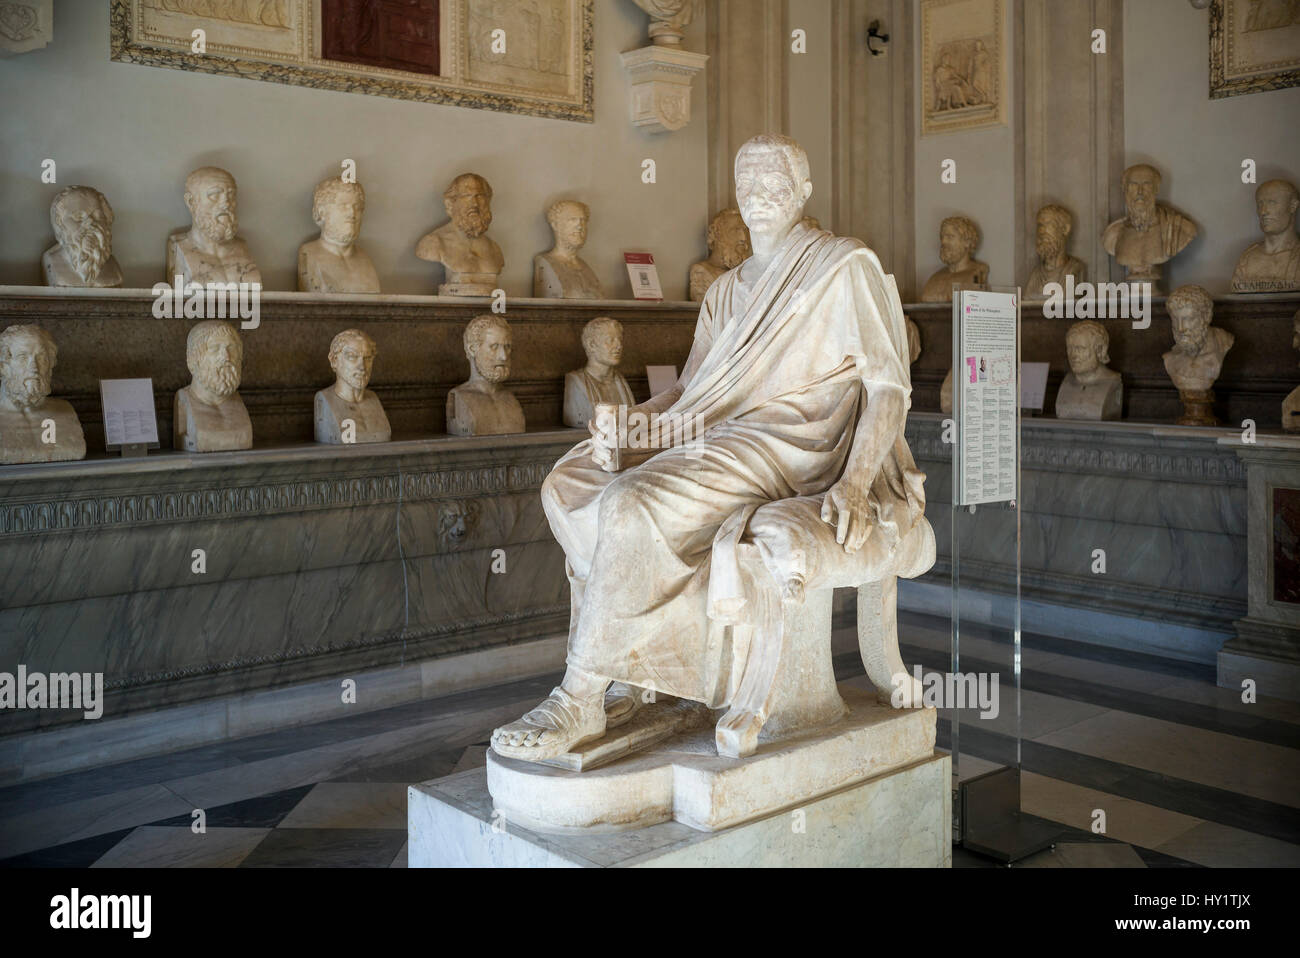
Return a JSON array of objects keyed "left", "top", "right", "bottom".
[
  {"left": 1177, "top": 389, "right": 1218, "bottom": 427},
  {"left": 0, "top": 401, "right": 86, "bottom": 464}
]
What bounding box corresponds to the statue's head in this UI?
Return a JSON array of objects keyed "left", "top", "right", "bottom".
[
  {"left": 1122, "top": 164, "right": 1161, "bottom": 229},
  {"left": 1166, "top": 284, "right": 1213, "bottom": 354},
  {"left": 1066, "top": 320, "right": 1109, "bottom": 376},
  {"left": 546, "top": 199, "right": 590, "bottom": 252},
  {"left": 1255, "top": 179, "right": 1299, "bottom": 237},
  {"left": 1035, "top": 204, "right": 1072, "bottom": 262},
  {"left": 443, "top": 173, "right": 493, "bottom": 239},
  {"left": 939, "top": 215, "right": 979, "bottom": 266},
  {"left": 187, "top": 320, "right": 243, "bottom": 399},
  {"left": 185, "top": 167, "right": 239, "bottom": 243},
  {"left": 582, "top": 316, "right": 623, "bottom": 367},
  {"left": 464, "top": 314, "right": 512, "bottom": 384},
  {"left": 50, "top": 186, "right": 114, "bottom": 282},
  {"left": 328, "top": 328, "right": 376, "bottom": 393},
  {"left": 706, "top": 208, "right": 751, "bottom": 268},
  {"left": 733, "top": 134, "right": 812, "bottom": 237},
  {"left": 0, "top": 324, "right": 56, "bottom": 409},
  {"left": 313, "top": 176, "right": 366, "bottom": 246}
]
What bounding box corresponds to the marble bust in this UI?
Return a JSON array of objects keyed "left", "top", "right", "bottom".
[
  {"left": 1163, "top": 285, "right": 1233, "bottom": 426},
  {"left": 1056, "top": 320, "right": 1122, "bottom": 421},
  {"left": 315, "top": 328, "right": 391, "bottom": 444},
  {"left": 1232, "top": 179, "right": 1300, "bottom": 293},
  {"left": 564, "top": 317, "right": 635, "bottom": 428},
  {"left": 631, "top": 0, "right": 700, "bottom": 44},
  {"left": 1284, "top": 310, "right": 1300, "bottom": 433},
  {"left": 1026, "top": 204, "right": 1086, "bottom": 301},
  {"left": 491, "top": 133, "right": 932, "bottom": 765},
  {"left": 167, "top": 167, "right": 262, "bottom": 286},
  {"left": 298, "top": 176, "right": 380, "bottom": 294},
  {"left": 906, "top": 317, "right": 921, "bottom": 365},
  {"left": 689, "top": 208, "right": 751, "bottom": 301},
  {"left": 42, "top": 186, "right": 123, "bottom": 288},
  {"left": 920, "top": 215, "right": 989, "bottom": 303},
  {"left": 447, "top": 315, "right": 525, "bottom": 436},
  {"left": 174, "top": 320, "right": 253, "bottom": 452},
  {"left": 534, "top": 199, "right": 604, "bottom": 299},
  {"left": 416, "top": 173, "right": 504, "bottom": 297},
  {"left": 0, "top": 324, "right": 86, "bottom": 465},
  {"left": 1102, "top": 163, "right": 1196, "bottom": 291}
]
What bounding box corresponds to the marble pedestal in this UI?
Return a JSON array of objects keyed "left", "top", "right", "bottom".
[{"left": 409, "top": 751, "right": 949, "bottom": 867}]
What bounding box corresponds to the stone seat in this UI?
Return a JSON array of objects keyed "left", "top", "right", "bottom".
[{"left": 713, "top": 494, "right": 936, "bottom": 758}]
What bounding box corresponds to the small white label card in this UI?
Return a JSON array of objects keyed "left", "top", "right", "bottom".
[
  {"left": 624, "top": 252, "right": 663, "bottom": 301},
  {"left": 646, "top": 365, "right": 678, "bottom": 397},
  {"left": 99, "top": 378, "right": 159, "bottom": 448},
  {"left": 1020, "top": 362, "right": 1050, "bottom": 411}
]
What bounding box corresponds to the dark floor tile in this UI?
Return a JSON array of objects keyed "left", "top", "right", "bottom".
[
  {"left": 147, "top": 785, "right": 315, "bottom": 829},
  {"left": 328, "top": 746, "right": 465, "bottom": 784},
  {"left": 237, "top": 827, "right": 406, "bottom": 868},
  {"left": 0, "top": 827, "right": 136, "bottom": 868}
]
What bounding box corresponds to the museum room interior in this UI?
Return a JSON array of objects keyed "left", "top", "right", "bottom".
[{"left": 0, "top": 0, "right": 1296, "bottom": 881}]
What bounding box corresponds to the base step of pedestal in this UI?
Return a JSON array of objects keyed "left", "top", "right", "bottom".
[{"left": 409, "top": 752, "right": 951, "bottom": 867}]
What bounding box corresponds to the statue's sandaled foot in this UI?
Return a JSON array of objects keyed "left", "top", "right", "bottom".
[
  {"left": 490, "top": 686, "right": 606, "bottom": 762},
  {"left": 604, "top": 681, "right": 643, "bottom": 729}
]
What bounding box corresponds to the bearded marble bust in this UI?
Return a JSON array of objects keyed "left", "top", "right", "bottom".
[
  {"left": 42, "top": 186, "right": 123, "bottom": 288},
  {"left": 564, "top": 317, "right": 635, "bottom": 428},
  {"left": 534, "top": 199, "right": 604, "bottom": 299},
  {"left": 0, "top": 324, "right": 86, "bottom": 465},
  {"left": 1232, "top": 179, "right": 1300, "bottom": 293},
  {"left": 1163, "top": 285, "right": 1233, "bottom": 426},
  {"left": 315, "top": 328, "right": 391, "bottom": 444},
  {"left": 1056, "top": 320, "right": 1122, "bottom": 421},
  {"left": 416, "top": 173, "right": 505, "bottom": 297},
  {"left": 1026, "top": 204, "right": 1086, "bottom": 301},
  {"left": 447, "top": 315, "right": 525, "bottom": 436},
  {"left": 167, "top": 167, "right": 262, "bottom": 287},
  {"left": 299, "top": 176, "right": 381, "bottom": 294},
  {"left": 174, "top": 320, "right": 253, "bottom": 452},
  {"left": 920, "top": 215, "right": 989, "bottom": 303},
  {"left": 1102, "top": 163, "right": 1196, "bottom": 292},
  {"left": 690, "top": 208, "right": 751, "bottom": 301}
]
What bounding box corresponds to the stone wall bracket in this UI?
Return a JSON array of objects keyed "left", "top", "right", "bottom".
[{"left": 619, "top": 45, "right": 709, "bottom": 134}]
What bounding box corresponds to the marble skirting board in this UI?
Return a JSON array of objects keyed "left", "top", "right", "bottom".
[
  {"left": 0, "top": 432, "right": 585, "bottom": 738},
  {"left": 906, "top": 294, "right": 1300, "bottom": 428},
  {"left": 899, "top": 414, "right": 1251, "bottom": 663},
  {"left": 0, "top": 288, "right": 699, "bottom": 449}
]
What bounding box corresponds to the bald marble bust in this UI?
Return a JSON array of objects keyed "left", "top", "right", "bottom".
[
  {"left": 0, "top": 324, "right": 86, "bottom": 465},
  {"left": 564, "top": 317, "right": 635, "bottom": 428},
  {"left": 1056, "top": 321, "right": 1122, "bottom": 421},
  {"left": 416, "top": 173, "right": 505, "bottom": 297},
  {"left": 174, "top": 320, "right": 253, "bottom": 452},
  {"left": 42, "top": 186, "right": 123, "bottom": 288},
  {"left": 447, "top": 315, "right": 525, "bottom": 436},
  {"left": 299, "top": 176, "right": 381, "bottom": 294},
  {"left": 1232, "top": 179, "right": 1300, "bottom": 293},
  {"left": 534, "top": 200, "right": 604, "bottom": 299},
  {"left": 315, "top": 328, "right": 391, "bottom": 444},
  {"left": 921, "top": 215, "right": 989, "bottom": 303},
  {"left": 167, "top": 167, "right": 262, "bottom": 286}
]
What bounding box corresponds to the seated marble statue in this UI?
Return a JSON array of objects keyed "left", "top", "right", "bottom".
[
  {"left": 1284, "top": 310, "right": 1300, "bottom": 433},
  {"left": 416, "top": 173, "right": 504, "bottom": 296},
  {"left": 0, "top": 324, "right": 86, "bottom": 465},
  {"left": 298, "top": 176, "right": 381, "bottom": 294},
  {"left": 564, "top": 317, "right": 635, "bottom": 428},
  {"left": 1163, "top": 284, "right": 1234, "bottom": 427},
  {"left": 42, "top": 186, "right": 123, "bottom": 288},
  {"left": 1232, "top": 179, "right": 1300, "bottom": 293},
  {"left": 491, "top": 133, "right": 929, "bottom": 762},
  {"left": 174, "top": 320, "right": 253, "bottom": 453},
  {"left": 1026, "top": 204, "right": 1086, "bottom": 301},
  {"left": 446, "top": 315, "right": 525, "bottom": 436},
  {"left": 1102, "top": 163, "right": 1196, "bottom": 292},
  {"left": 166, "top": 167, "right": 262, "bottom": 286},
  {"left": 534, "top": 200, "right": 604, "bottom": 299},
  {"left": 1056, "top": 320, "right": 1122, "bottom": 421},
  {"left": 920, "top": 215, "right": 989, "bottom": 303},
  {"left": 689, "top": 208, "right": 751, "bottom": 301},
  {"left": 315, "top": 328, "right": 391, "bottom": 444}
]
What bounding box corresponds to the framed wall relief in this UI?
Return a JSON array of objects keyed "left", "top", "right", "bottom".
[
  {"left": 1210, "top": 0, "right": 1300, "bottom": 99},
  {"left": 109, "top": 0, "right": 595, "bottom": 121},
  {"left": 920, "top": 0, "right": 1004, "bottom": 136}
]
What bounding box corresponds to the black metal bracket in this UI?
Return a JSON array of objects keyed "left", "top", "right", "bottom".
[{"left": 867, "top": 19, "right": 890, "bottom": 56}]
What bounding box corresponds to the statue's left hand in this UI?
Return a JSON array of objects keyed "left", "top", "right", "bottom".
[{"left": 821, "top": 478, "right": 872, "bottom": 554}]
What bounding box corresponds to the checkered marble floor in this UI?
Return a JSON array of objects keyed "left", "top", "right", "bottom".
[{"left": 1, "top": 612, "right": 1297, "bottom": 868}]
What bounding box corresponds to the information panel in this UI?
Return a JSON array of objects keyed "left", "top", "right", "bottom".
[{"left": 953, "top": 289, "right": 1019, "bottom": 506}]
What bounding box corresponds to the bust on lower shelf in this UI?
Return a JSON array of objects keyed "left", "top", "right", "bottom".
[
  {"left": 1056, "top": 321, "right": 1123, "bottom": 421},
  {"left": 315, "top": 328, "right": 391, "bottom": 444},
  {"left": 0, "top": 324, "right": 86, "bottom": 465},
  {"left": 174, "top": 320, "right": 252, "bottom": 453},
  {"left": 447, "top": 314, "right": 525, "bottom": 437}
]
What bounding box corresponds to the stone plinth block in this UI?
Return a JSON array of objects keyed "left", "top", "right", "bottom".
[
  {"left": 619, "top": 45, "right": 708, "bottom": 133},
  {"left": 409, "top": 751, "right": 950, "bottom": 868}
]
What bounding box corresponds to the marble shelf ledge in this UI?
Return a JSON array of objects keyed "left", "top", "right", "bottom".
[
  {"left": 908, "top": 409, "right": 1267, "bottom": 442},
  {"left": 0, "top": 428, "right": 587, "bottom": 481}
]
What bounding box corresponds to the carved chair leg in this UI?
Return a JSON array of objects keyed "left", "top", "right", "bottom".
[{"left": 857, "top": 576, "right": 918, "bottom": 706}]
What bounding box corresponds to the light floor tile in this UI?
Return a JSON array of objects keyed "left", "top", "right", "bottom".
[
  {"left": 278, "top": 782, "right": 407, "bottom": 830},
  {"left": 1020, "top": 771, "right": 1204, "bottom": 850},
  {"left": 1147, "top": 676, "right": 1300, "bottom": 726},
  {"left": 0, "top": 784, "right": 194, "bottom": 860},
  {"left": 90, "top": 826, "right": 269, "bottom": 868},
  {"left": 1153, "top": 820, "right": 1300, "bottom": 868}
]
